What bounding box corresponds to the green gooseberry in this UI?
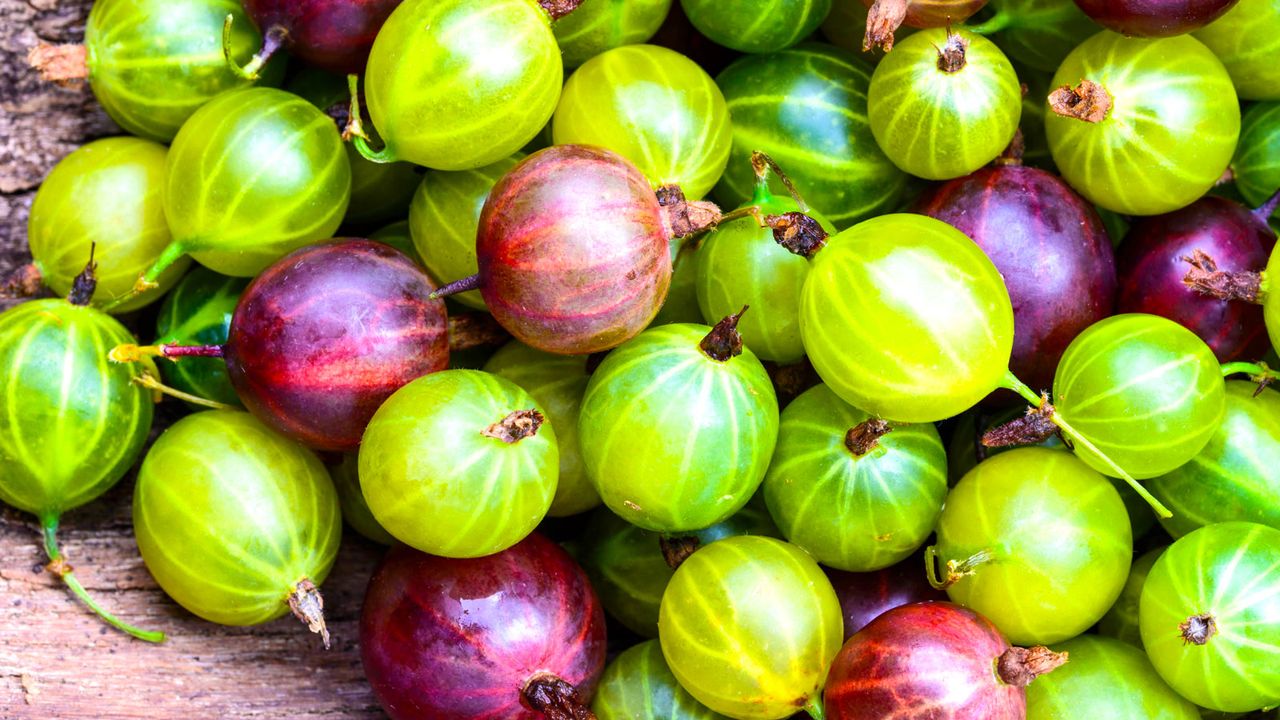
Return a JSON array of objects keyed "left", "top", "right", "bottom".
[
  {"left": 1025, "top": 635, "right": 1200, "bottom": 720},
  {"left": 553, "top": 44, "right": 732, "bottom": 200},
  {"left": 868, "top": 28, "right": 1021, "bottom": 180},
  {"left": 680, "top": 0, "right": 832, "bottom": 54},
  {"left": 593, "top": 640, "right": 730, "bottom": 720},
  {"left": 408, "top": 153, "right": 524, "bottom": 310},
  {"left": 1194, "top": 0, "right": 1280, "bottom": 101},
  {"left": 659, "top": 535, "right": 842, "bottom": 720},
  {"left": 578, "top": 500, "right": 780, "bottom": 638},
  {"left": 578, "top": 319, "right": 779, "bottom": 533},
  {"left": 133, "top": 410, "right": 341, "bottom": 641},
  {"left": 1053, "top": 314, "right": 1226, "bottom": 480},
  {"left": 967, "top": 0, "right": 1101, "bottom": 73},
  {"left": 368, "top": 220, "right": 422, "bottom": 265},
  {"left": 554, "top": 0, "right": 673, "bottom": 68},
  {"left": 696, "top": 175, "right": 837, "bottom": 363},
  {"left": 356, "top": 0, "right": 563, "bottom": 170},
  {"left": 1045, "top": 32, "right": 1240, "bottom": 216},
  {"left": 764, "top": 383, "right": 947, "bottom": 572},
  {"left": 1233, "top": 102, "right": 1280, "bottom": 223},
  {"left": 715, "top": 43, "right": 907, "bottom": 229},
  {"left": 126, "top": 87, "right": 350, "bottom": 299},
  {"left": 930, "top": 447, "right": 1133, "bottom": 645},
  {"left": 483, "top": 341, "right": 600, "bottom": 517},
  {"left": 1147, "top": 381, "right": 1280, "bottom": 538},
  {"left": 1097, "top": 545, "right": 1165, "bottom": 649},
  {"left": 651, "top": 243, "right": 704, "bottom": 326},
  {"left": 153, "top": 267, "right": 248, "bottom": 408},
  {"left": 359, "top": 369, "right": 558, "bottom": 558},
  {"left": 28, "top": 137, "right": 189, "bottom": 313},
  {"left": 0, "top": 286, "right": 160, "bottom": 641},
  {"left": 73, "top": 0, "right": 274, "bottom": 142},
  {"left": 1140, "top": 522, "right": 1280, "bottom": 712},
  {"left": 798, "top": 213, "right": 1015, "bottom": 423},
  {"left": 328, "top": 453, "right": 395, "bottom": 545}
]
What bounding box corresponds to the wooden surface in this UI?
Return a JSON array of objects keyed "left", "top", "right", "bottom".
[{"left": 0, "top": 1, "right": 387, "bottom": 717}]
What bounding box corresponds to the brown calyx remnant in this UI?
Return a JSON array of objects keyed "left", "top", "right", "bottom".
[
  {"left": 1048, "top": 80, "right": 1112, "bottom": 123},
  {"left": 936, "top": 29, "right": 969, "bottom": 73},
  {"left": 2, "top": 264, "right": 43, "bottom": 299},
  {"left": 659, "top": 536, "right": 701, "bottom": 569},
  {"left": 522, "top": 673, "right": 596, "bottom": 720},
  {"left": 27, "top": 43, "right": 88, "bottom": 85},
  {"left": 926, "top": 546, "right": 994, "bottom": 590},
  {"left": 1181, "top": 249, "right": 1263, "bottom": 303},
  {"left": 66, "top": 247, "right": 98, "bottom": 307},
  {"left": 483, "top": 409, "right": 544, "bottom": 444},
  {"left": 863, "top": 0, "right": 909, "bottom": 52},
  {"left": 996, "top": 646, "right": 1069, "bottom": 687},
  {"left": 700, "top": 307, "right": 748, "bottom": 362},
  {"left": 1180, "top": 613, "right": 1218, "bottom": 645},
  {"left": 995, "top": 128, "right": 1026, "bottom": 166},
  {"left": 448, "top": 313, "right": 510, "bottom": 352},
  {"left": 765, "top": 358, "right": 821, "bottom": 407},
  {"left": 657, "top": 184, "right": 723, "bottom": 239},
  {"left": 288, "top": 579, "right": 331, "bottom": 650},
  {"left": 982, "top": 397, "right": 1058, "bottom": 448},
  {"left": 537, "top": 0, "right": 584, "bottom": 20},
  {"left": 766, "top": 212, "right": 828, "bottom": 258},
  {"left": 846, "top": 419, "right": 892, "bottom": 456},
  {"left": 45, "top": 557, "right": 73, "bottom": 577}
]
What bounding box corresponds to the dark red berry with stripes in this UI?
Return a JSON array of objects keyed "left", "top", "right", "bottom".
[
  {"left": 1117, "top": 196, "right": 1276, "bottom": 362},
  {"left": 240, "top": 0, "right": 403, "bottom": 74},
  {"left": 824, "top": 602, "right": 1067, "bottom": 720},
  {"left": 826, "top": 560, "right": 947, "bottom": 641},
  {"left": 914, "top": 164, "right": 1116, "bottom": 398},
  {"left": 226, "top": 239, "right": 448, "bottom": 451},
  {"left": 360, "top": 533, "right": 608, "bottom": 720},
  {"left": 1072, "top": 0, "right": 1239, "bottom": 36}
]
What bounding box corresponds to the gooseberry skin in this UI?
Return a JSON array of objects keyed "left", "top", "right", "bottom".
[
  {"left": 554, "top": 0, "right": 673, "bottom": 68},
  {"left": 84, "top": 0, "right": 267, "bottom": 142},
  {"left": 243, "top": 0, "right": 402, "bottom": 74},
  {"left": 1045, "top": 32, "right": 1240, "bottom": 216},
  {"left": 578, "top": 502, "right": 780, "bottom": 638},
  {"left": 344, "top": 142, "right": 420, "bottom": 226},
  {"left": 1097, "top": 545, "right": 1165, "bottom": 649},
  {"left": 823, "top": 602, "right": 1023, "bottom": 720},
  {"left": 328, "top": 453, "right": 395, "bottom": 545},
  {"left": 652, "top": 245, "right": 706, "bottom": 326},
  {"left": 763, "top": 384, "right": 948, "bottom": 572},
  {"left": 0, "top": 300, "right": 154, "bottom": 518},
  {"left": 825, "top": 558, "right": 947, "bottom": 640},
  {"left": 1147, "top": 382, "right": 1280, "bottom": 537},
  {"left": 552, "top": 45, "right": 732, "bottom": 200},
  {"left": 362, "top": 0, "right": 562, "bottom": 169},
  {"left": 1116, "top": 197, "right": 1274, "bottom": 362},
  {"left": 975, "top": 0, "right": 1101, "bottom": 73},
  {"left": 408, "top": 154, "right": 524, "bottom": 311},
  {"left": 1073, "top": 0, "right": 1238, "bottom": 36},
  {"left": 593, "top": 640, "right": 728, "bottom": 719},
  {"left": 659, "top": 536, "right": 843, "bottom": 720},
  {"left": 28, "top": 137, "right": 189, "bottom": 313},
  {"left": 1140, "top": 522, "right": 1280, "bottom": 712},
  {"left": 226, "top": 240, "right": 449, "bottom": 452},
  {"left": 680, "top": 0, "right": 832, "bottom": 53},
  {"left": 799, "top": 214, "right": 1015, "bottom": 423},
  {"left": 1233, "top": 102, "right": 1280, "bottom": 221},
  {"left": 1193, "top": 0, "right": 1280, "bottom": 101},
  {"left": 695, "top": 194, "right": 837, "bottom": 363},
  {"left": 476, "top": 145, "right": 672, "bottom": 355},
  {"left": 1053, "top": 314, "right": 1227, "bottom": 480},
  {"left": 714, "top": 44, "right": 908, "bottom": 229},
  {"left": 360, "top": 534, "right": 608, "bottom": 720},
  {"left": 154, "top": 267, "right": 248, "bottom": 408},
  {"left": 914, "top": 164, "right": 1117, "bottom": 392},
  {"left": 864, "top": 0, "right": 988, "bottom": 28},
  {"left": 483, "top": 341, "right": 600, "bottom": 517},
  {"left": 133, "top": 410, "right": 341, "bottom": 627},
  {"left": 360, "top": 369, "right": 558, "bottom": 558},
  {"left": 164, "top": 87, "right": 351, "bottom": 277},
  {"left": 1024, "top": 635, "right": 1199, "bottom": 720},
  {"left": 867, "top": 28, "right": 1021, "bottom": 181},
  {"left": 578, "top": 324, "right": 779, "bottom": 533}
]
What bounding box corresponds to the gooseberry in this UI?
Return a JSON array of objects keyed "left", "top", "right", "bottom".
[
  {"left": 861, "top": 0, "right": 988, "bottom": 51},
  {"left": 1072, "top": 0, "right": 1238, "bottom": 36},
  {"left": 1097, "top": 545, "right": 1165, "bottom": 648},
  {"left": 1232, "top": 102, "right": 1280, "bottom": 222},
  {"left": 553, "top": 0, "right": 673, "bottom": 67},
  {"left": 681, "top": 0, "right": 833, "bottom": 53},
  {"left": 824, "top": 557, "right": 947, "bottom": 640},
  {"left": 229, "top": 0, "right": 403, "bottom": 76},
  {"left": 1193, "top": 0, "right": 1280, "bottom": 101},
  {"left": 593, "top": 640, "right": 728, "bottom": 719},
  {"left": 1024, "top": 635, "right": 1199, "bottom": 719}
]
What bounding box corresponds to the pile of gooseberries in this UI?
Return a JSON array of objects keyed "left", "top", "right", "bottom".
[{"left": 8, "top": 0, "right": 1280, "bottom": 717}]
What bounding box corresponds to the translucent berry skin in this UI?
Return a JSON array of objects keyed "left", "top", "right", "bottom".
[
  {"left": 360, "top": 534, "right": 608, "bottom": 720},
  {"left": 477, "top": 145, "right": 672, "bottom": 355},
  {"left": 1073, "top": 0, "right": 1238, "bottom": 37},
  {"left": 1194, "top": 0, "right": 1280, "bottom": 101},
  {"left": 681, "top": 0, "right": 833, "bottom": 53},
  {"left": 227, "top": 240, "right": 448, "bottom": 451},
  {"left": 244, "top": 0, "right": 403, "bottom": 74}
]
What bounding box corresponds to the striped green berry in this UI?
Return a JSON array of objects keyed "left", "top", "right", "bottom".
[
  {"left": 593, "top": 640, "right": 730, "bottom": 720},
  {"left": 680, "top": 0, "right": 832, "bottom": 54}
]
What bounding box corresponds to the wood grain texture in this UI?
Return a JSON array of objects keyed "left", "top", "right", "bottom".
[{"left": 0, "top": 2, "right": 386, "bottom": 716}]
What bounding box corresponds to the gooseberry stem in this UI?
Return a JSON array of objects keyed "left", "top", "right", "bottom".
[
  {"left": 750, "top": 151, "right": 810, "bottom": 212},
  {"left": 102, "top": 241, "right": 187, "bottom": 312},
  {"left": 40, "top": 516, "right": 165, "bottom": 643},
  {"left": 133, "top": 372, "right": 235, "bottom": 410},
  {"left": 965, "top": 11, "right": 1012, "bottom": 34},
  {"left": 804, "top": 696, "right": 826, "bottom": 720},
  {"left": 344, "top": 74, "right": 395, "bottom": 164},
  {"left": 1254, "top": 187, "right": 1280, "bottom": 222},
  {"left": 109, "top": 342, "right": 225, "bottom": 363},
  {"left": 223, "top": 14, "right": 285, "bottom": 81},
  {"left": 924, "top": 546, "right": 994, "bottom": 590},
  {"left": 431, "top": 274, "right": 481, "bottom": 300},
  {"left": 1221, "top": 361, "right": 1276, "bottom": 396},
  {"left": 998, "top": 370, "right": 1172, "bottom": 518}
]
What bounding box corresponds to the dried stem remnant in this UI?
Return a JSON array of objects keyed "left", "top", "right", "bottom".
[
  {"left": 657, "top": 184, "right": 723, "bottom": 239},
  {"left": 863, "top": 0, "right": 909, "bottom": 52},
  {"left": 522, "top": 674, "right": 596, "bottom": 720},
  {"left": 483, "top": 409, "right": 544, "bottom": 443},
  {"left": 996, "top": 646, "right": 1069, "bottom": 687},
  {"left": 659, "top": 536, "right": 701, "bottom": 569},
  {"left": 1048, "top": 80, "right": 1112, "bottom": 123},
  {"left": 700, "top": 307, "right": 748, "bottom": 362},
  {"left": 936, "top": 30, "right": 968, "bottom": 73},
  {"left": 1180, "top": 613, "right": 1217, "bottom": 645},
  {"left": 846, "top": 419, "right": 892, "bottom": 456},
  {"left": 982, "top": 398, "right": 1058, "bottom": 448},
  {"left": 288, "top": 579, "right": 331, "bottom": 649},
  {"left": 1181, "top": 249, "right": 1262, "bottom": 303},
  {"left": 767, "top": 212, "right": 828, "bottom": 258}
]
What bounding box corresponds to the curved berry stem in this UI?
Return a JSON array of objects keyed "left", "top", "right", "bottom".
[
  {"left": 1221, "top": 361, "right": 1276, "bottom": 396},
  {"left": 924, "top": 545, "right": 994, "bottom": 590},
  {"left": 101, "top": 242, "right": 187, "bottom": 312},
  {"left": 223, "top": 14, "right": 285, "bottom": 81},
  {"left": 965, "top": 10, "right": 1012, "bottom": 34},
  {"left": 1253, "top": 187, "right": 1280, "bottom": 222},
  {"left": 41, "top": 517, "right": 165, "bottom": 643},
  {"left": 344, "top": 74, "right": 396, "bottom": 164},
  {"left": 132, "top": 372, "right": 235, "bottom": 410},
  {"left": 804, "top": 696, "right": 826, "bottom": 720},
  {"left": 750, "top": 151, "right": 810, "bottom": 212},
  {"left": 431, "top": 274, "right": 482, "bottom": 300}
]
